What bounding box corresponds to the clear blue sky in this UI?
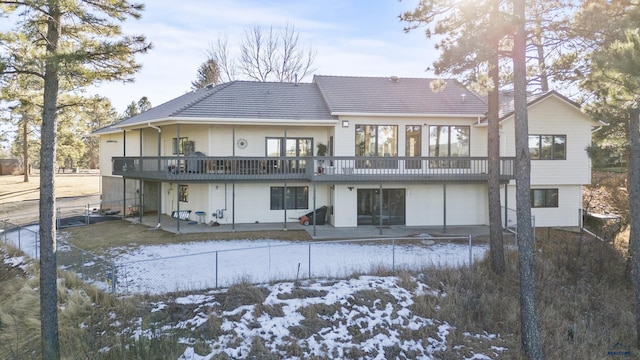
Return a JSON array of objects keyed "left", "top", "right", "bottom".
[{"left": 92, "top": 0, "right": 438, "bottom": 113}]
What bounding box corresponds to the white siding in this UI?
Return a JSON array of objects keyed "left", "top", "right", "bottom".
[
  {"left": 333, "top": 115, "right": 485, "bottom": 157},
  {"left": 505, "top": 184, "right": 582, "bottom": 227},
  {"left": 502, "top": 96, "right": 593, "bottom": 185}
]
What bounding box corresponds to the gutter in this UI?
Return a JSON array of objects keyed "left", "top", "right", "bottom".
[{"left": 148, "top": 123, "right": 161, "bottom": 133}]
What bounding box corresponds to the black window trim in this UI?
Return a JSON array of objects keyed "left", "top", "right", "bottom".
[
  {"left": 530, "top": 188, "right": 559, "bottom": 208},
  {"left": 529, "top": 134, "right": 566, "bottom": 160}
]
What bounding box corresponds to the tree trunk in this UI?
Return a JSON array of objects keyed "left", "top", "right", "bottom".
[
  {"left": 39, "top": 2, "right": 61, "bottom": 359},
  {"left": 513, "top": 0, "right": 544, "bottom": 358},
  {"left": 22, "top": 115, "right": 29, "bottom": 182},
  {"left": 488, "top": 0, "right": 505, "bottom": 275},
  {"left": 628, "top": 108, "right": 640, "bottom": 348}
]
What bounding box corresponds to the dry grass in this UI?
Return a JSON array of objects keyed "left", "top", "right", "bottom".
[
  {"left": 0, "top": 172, "right": 100, "bottom": 204},
  {"left": 60, "top": 220, "right": 312, "bottom": 253},
  {"left": 1, "top": 226, "right": 636, "bottom": 359}
]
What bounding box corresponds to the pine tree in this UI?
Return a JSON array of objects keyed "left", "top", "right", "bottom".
[{"left": 0, "top": 2, "right": 150, "bottom": 358}]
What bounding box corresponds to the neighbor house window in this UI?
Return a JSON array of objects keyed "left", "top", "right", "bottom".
[
  {"left": 270, "top": 186, "right": 308, "bottom": 210},
  {"left": 172, "top": 137, "right": 189, "bottom": 155},
  {"left": 531, "top": 188, "right": 558, "bottom": 208},
  {"left": 178, "top": 185, "right": 189, "bottom": 202},
  {"left": 529, "top": 135, "right": 566, "bottom": 160},
  {"left": 428, "top": 125, "right": 470, "bottom": 168}
]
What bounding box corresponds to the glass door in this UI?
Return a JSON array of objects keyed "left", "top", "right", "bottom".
[{"left": 357, "top": 189, "right": 405, "bottom": 225}]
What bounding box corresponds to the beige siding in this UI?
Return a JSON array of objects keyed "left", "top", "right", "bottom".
[
  {"left": 505, "top": 184, "right": 582, "bottom": 227},
  {"left": 333, "top": 115, "right": 485, "bottom": 157},
  {"left": 502, "top": 96, "right": 593, "bottom": 185}
]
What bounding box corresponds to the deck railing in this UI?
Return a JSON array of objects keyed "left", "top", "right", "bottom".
[{"left": 112, "top": 156, "right": 515, "bottom": 183}]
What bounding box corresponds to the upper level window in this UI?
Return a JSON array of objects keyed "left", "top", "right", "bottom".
[
  {"left": 266, "top": 137, "right": 313, "bottom": 157},
  {"left": 531, "top": 188, "right": 558, "bottom": 208},
  {"left": 355, "top": 125, "right": 398, "bottom": 157},
  {"left": 266, "top": 137, "right": 312, "bottom": 172},
  {"left": 529, "top": 135, "right": 566, "bottom": 160},
  {"left": 406, "top": 125, "right": 422, "bottom": 169},
  {"left": 355, "top": 125, "right": 398, "bottom": 169},
  {"left": 172, "top": 137, "right": 189, "bottom": 155},
  {"left": 428, "top": 125, "right": 470, "bottom": 168},
  {"left": 429, "top": 125, "right": 470, "bottom": 157}
]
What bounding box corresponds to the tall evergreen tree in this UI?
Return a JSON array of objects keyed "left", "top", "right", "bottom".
[
  {"left": 513, "top": 0, "right": 544, "bottom": 357},
  {"left": 402, "top": 0, "right": 507, "bottom": 274},
  {"left": 0, "top": 2, "right": 150, "bottom": 358},
  {"left": 584, "top": 27, "right": 640, "bottom": 348}
]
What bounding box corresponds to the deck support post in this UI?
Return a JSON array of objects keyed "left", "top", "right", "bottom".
[
  {"left": 443, "top": 183, "right": 447, "bottom": 234},
  {"left": 379, "top": 183, "right": 383, "bottom": 235}
]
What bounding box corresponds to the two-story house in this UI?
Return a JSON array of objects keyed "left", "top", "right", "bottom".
[{"left": 95, "top": 75, "right": 597, "bottom": 229}]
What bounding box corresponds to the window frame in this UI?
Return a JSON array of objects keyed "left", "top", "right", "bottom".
[
  {"left": 178, "top": 185, "right": 189, "bottom": 202},
  {"left": 530, "top": 188, "right": 558, "bottom": 208},
  {"left": 428, "top": 125, "right": 470, "bottom": 168},
  {"left": 172, "top": 137, "right": 189, "bottom": 155},
  {"left": 529, "top": 134, "right": 566, "bottom": 160},
  {"left": 266, "top": 137, "right": 314, "bottom": 157},
  {"left": 270, "top": 186, "right": 309, "bottom": 210}
]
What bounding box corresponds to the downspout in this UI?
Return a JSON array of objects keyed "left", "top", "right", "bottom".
[{"left": 148, "top": 123, "right": 162, "bottom": 228}]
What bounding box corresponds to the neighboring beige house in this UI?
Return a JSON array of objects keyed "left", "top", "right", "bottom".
[{"left": 94, "top": 75, "right": 598, "bottom": 229}]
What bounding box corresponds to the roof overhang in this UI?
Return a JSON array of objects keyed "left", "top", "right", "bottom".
[
  {"left": 108, "top": 117, "right": 339, "bottom": 131},
  {"left": 331, "top": 112, "right": 486, "bottom": 118}
]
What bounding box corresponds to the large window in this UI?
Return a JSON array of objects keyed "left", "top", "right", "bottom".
[
  {"left": 355, "top": 125, "right": 398, "bottom": 169},
  {"left": 406, "top": 125, "right": 422, "bottom": 169},
  {"left": 428, "top": 125, "right": 470, "bottom": 168},
  {"left": 529, "top": 135, "right": 566, "bottom": 160},
  {"left": 172, "top": 137, "right": 189, "bottom": 155},
  {"left": 531, "top": 188, "right": 558, "bottom": 208},
  {"left": 266, "top": 137, "right": 312, "bottom": 172},
  {"left": 270, "top": 186, "right": 309, "bottom": 210}
]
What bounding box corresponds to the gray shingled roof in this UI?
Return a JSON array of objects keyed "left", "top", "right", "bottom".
[
  {"left": 314, "top": 75, "right": 487, "bottom": 116},
  {"left": 496, "top": 90, "right": 581, "bottom": 120},
  {"left": 98, "top": 76, "right": 494, "bottom": 134},
  {"left": 111, "top": 81, "right": 334, "bottom": 129}
]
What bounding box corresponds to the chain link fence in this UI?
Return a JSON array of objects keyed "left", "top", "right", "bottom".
[
  {"left": 3, "top": 207, "right": 487, "bottom": 295},
  {"left": 107, "top": 236, "right": 485, "bottom": 295}
]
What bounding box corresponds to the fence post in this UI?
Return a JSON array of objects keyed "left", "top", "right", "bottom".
[
  {"left": 81, "top": 252, "right": 84, "bottom": 280},
  {"left": 86, "top": 204, "right": 90, "bottom": 225},
  {"left": 111, "top": 262, "right": 117, "bottom": 294},
  {"left": 468, "top": 235, "right": 472, "bottom": 267},
  {"left": 215, "top": 251, "right": 218, "bottom": 289},
  {"left": 308, "top": 243, "right": 311, "bottom": 279},
  {"left": 392, "top": 238, "right": 396, "bottom": 273}
]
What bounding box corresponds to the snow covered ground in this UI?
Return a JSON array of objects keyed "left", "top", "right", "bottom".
[
  {"left": 2, "top": 226, "right": 487, "bottom": 295},
  {"left": 2, "top": 227, "right": 506, "bottom": 359},
  {"left": 107, "top": 239, "right": 486, "bottom": 294},
  {"left": 169, "top": 275, "right": 506, "bottom": 359}
]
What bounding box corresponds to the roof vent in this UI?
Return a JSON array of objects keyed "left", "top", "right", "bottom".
[
  {"left": 461, "top": 93, "right": 467, "bottom": 102},
  {"left": 206, "top": 83, "right": 215, "bottom": 89},
  {"left": 389, "top": 76, "right": 399, "bottom": 82}
]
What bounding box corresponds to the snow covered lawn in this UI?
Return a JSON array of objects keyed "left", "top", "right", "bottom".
[
  {"left": 168, "top": 275, "right": 507, "bottom": 359},
  {"left": 110, "top": 239, "right": 487, "bottom": 294}
]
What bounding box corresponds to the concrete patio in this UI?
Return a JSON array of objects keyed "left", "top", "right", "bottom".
[{"left": 128, "top": 213, "right": 496, "bottom": 240}]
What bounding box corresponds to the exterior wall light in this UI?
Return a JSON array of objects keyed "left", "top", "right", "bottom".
[{"left": 342, "top": 120, "right": 349, "bottom": 128}]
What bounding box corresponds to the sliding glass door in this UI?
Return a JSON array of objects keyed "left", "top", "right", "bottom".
[{"left": 357, "top": 189, "right": 405, "bottom": 225}]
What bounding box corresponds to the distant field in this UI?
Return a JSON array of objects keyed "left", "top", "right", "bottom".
[{"left": 0, "top": 171, "right": 100, "bottom": 204}]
